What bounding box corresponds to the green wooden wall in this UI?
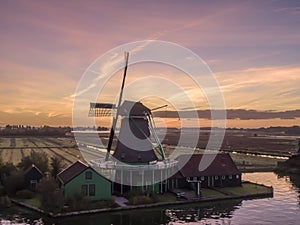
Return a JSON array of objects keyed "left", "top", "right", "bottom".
[{"left": 64, "top": 168, "right": 111, "bottom": 201}]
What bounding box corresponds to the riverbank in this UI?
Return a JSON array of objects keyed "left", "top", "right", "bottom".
[{"left": 10, "top": 181, "right": 273, "bottom": 218}]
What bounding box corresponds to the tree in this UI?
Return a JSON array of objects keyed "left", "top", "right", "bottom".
[
  {"left": 0, "top": 162, "right": 17, "bottom": 184},
  {"left": 50, "top": 157, "right": 64, "bottom": 178},
  {"left": 37, "top": 177, "right": 64, "bottom": 212},
  {"left": 18, "top": 151, "right": 49, "bottom": 173},
  {"left": 3, "top": 170, "right": 24, "bottom": 195}
]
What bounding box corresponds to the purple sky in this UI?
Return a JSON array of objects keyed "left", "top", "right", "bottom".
[{"left": 0, "top": 0, "right": 299, "bottom": 127}]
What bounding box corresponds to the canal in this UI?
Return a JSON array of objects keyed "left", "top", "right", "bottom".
[{"left": 1, "top": 172, "right": 299, "bottom": 224}]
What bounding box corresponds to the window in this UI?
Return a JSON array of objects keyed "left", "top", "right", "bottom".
[
  {"left": 236, "top": 175, "right": 240, "bottom": 179},
  {"left": 89, "top": 184, "right": 96, "bottom": 196},
  {"left": 222, "top": 175, "right": 225, "bottom": 180},
  {"left": 137, "top": 153, "right": 142, "bottom": 161},
  {"left": 229, "top": 175, "right": 232, "bottom": 180},
  {"left": 215, "top": 176, "right": 219, "bottom": 180},
  {"left": 201, "top": 176, "right": 205, "bottom": 181},
  {"left": 121, "top": 152, "right": 125, "bottom": 159},
  {"left": 81, "top": 185, "right": 88, "bottom": 195},
  {"left": 85, "top": 171, "right": 92, "bottom": 180}
]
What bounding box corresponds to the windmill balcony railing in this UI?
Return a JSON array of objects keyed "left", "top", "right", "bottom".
[{"left": 90, "top": 158, "right": 178, "bottom": 171}]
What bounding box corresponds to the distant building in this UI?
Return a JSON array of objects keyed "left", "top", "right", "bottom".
[
  {"left": 57, "top": 161, "right": 111, "bottom": 201},
  {"left": 24, "top": 164, "right": 43, "bottom": 191},
  {"left": 170, "top": 153, "right": 242, "bottom": 190}
]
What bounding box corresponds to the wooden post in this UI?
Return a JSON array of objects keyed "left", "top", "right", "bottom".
[
  {"left": 160, "top": 170, "right": 163, "bottom": 193},
  {"left": 142, "top": 170, "right": 144, "bottom": 192},
  {"left": 130, "top": 170, "right": 133, "bottom": 190},
  {"left": 152, "top": 170, "right": 155, "bottom": 192},
  {"left": 121, "top": 170, "right": 123, "bottom": 195}
]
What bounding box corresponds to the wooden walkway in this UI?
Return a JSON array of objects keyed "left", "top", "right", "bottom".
[{"left": 113, "top": 196, "right": 129, "bottom": 208}]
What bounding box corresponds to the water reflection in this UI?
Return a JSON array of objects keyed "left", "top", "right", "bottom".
[
  {"left": 165, "top": 200, "right": 242, "bottom": 224},
  {"left": 233, "top": 172, "right": 300, "bottom": 224},
  {"left": 1, "top": 172, "right": 300, "bottom": 225},
  {"left": 277, "top": 172, "right": 300, "bottom": 208}
]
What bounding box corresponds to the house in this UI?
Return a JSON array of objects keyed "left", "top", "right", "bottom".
[
  {"left": 57, "top": 161, "right": 111, "bottom": 201},
  {"left": 170, "top": 153, "right": 241, "bottom": 190},
  {"left": 24, "top": 164, "right": 43, "bottom": 191}
]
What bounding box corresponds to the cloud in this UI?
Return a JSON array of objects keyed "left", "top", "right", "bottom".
[
  {"left": 215, "top": 66, "right": 300, "bottom": 111},
  {"left": 0, "top": 110, "right": 71, "bottom": 126},
  {"left": 274, "top": 7, "right": 300, "bottom": 15},
  {"left": 153, "top": 109, "right": 300, "bottom": 120}
]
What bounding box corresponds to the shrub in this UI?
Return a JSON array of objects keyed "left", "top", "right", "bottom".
[
  {"left": 92, "top": 199, "right": 116, "bottom": 209},
  {"left": 129, "top": 195, "right": 154, "bottom": 205},
  {"left": 0, "top": 163, "right": 17, "bottom": 183},
  {"left": 3, "top": 171, "right": 24, "bottom": 195},
  {"left": 124, "top": 188, "right": 144, "bottom": 199},
  {"left": 66, "top": 192, "right": 90, "bottom": 211},
  {"left": 37, "top": 177, "right": 64, "bottom": 213},
  {"left": 0, "top": 183, "right": 6, "bottom": 196},
  {"left": 0, "top": 196, "right": 11, "bottom": 208},
  {"left": 16, "top": 189, "right": 35, "bottom": 199}
]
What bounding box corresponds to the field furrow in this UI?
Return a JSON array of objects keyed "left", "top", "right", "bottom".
[
  {"left": 0, "top": 138, "right": 10, "bottom": 148},
  {"left": 48, "top": 148, "right": 74, "bottom": 164}
]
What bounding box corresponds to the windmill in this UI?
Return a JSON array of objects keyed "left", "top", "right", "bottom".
[{"left": 89, "top": 52, "right": 177, "bottom": 194}]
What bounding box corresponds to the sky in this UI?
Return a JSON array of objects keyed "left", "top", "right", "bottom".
[{"left": 0, "top": 0, "right": 299, "bottom": 128}]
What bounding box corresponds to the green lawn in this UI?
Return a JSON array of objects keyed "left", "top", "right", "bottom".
[
  {"left": 154, "top": 192, "right": 178, "bottom": 202},
  {"left": 215, "top": 182, "right": 272, "bottom": 196},
  {"left": 23, "top": 197, "right": 42, "bottom": 208},
  {"left": 201, "top": 188, "right": 227, "bottom": 198}
]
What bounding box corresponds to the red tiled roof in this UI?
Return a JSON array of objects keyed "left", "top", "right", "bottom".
[
  {"left": 57, "top": 161, "right": 88, "bottom": 184},
  {"left": 176, "top": 153, "right": 240, "bottom": 177}
]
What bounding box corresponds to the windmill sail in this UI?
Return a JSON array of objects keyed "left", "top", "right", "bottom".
[
  {"left": 105, "top": 52, "right": 129, "bottom": 160},
  {"left": 88, "top": 103, "right": 116, "bottom": 117}
]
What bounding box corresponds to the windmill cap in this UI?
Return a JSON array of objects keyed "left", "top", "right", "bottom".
[{"left": 119, "top": 100, "right": 151, "bottom": 116}]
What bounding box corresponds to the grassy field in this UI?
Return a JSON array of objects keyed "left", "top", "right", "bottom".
[
  {"left": 0, "top": 137, "right": 84, "bottom": 167},
  {"left": 163, "top": 144, "right": 284, "bottom": 172},
  {"left": 229, "top": 152, "right": 284, "bottom": 172},
  {"left": 0, "top": 136, "right": 286, "bottom": 172}
]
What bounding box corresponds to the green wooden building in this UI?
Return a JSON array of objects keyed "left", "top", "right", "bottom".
[{"left": 57, "top": 161, "right": 111, "bottom": 201}]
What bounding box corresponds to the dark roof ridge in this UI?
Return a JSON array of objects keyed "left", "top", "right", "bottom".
[
  {"left": 57, "top": 160, "right": 88, "bottom": 184},
  {"left": 57, "top": 160, "right": 88, "bottom": 176},
  {"left": 24, "top": 164, "right": 43, "bottom": 175}
]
